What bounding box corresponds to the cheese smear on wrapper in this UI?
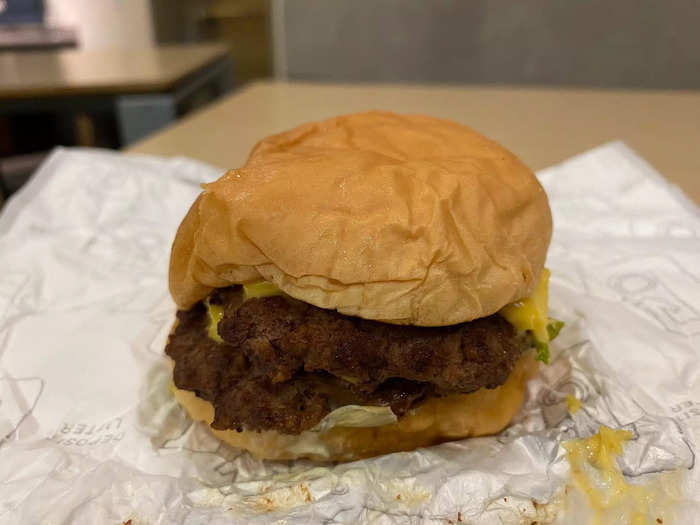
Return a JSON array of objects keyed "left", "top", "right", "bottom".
[{"left": 563, "top": 426, "right": 675, "bottom": 525}]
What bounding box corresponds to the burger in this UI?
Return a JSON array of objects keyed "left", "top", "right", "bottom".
[{"left": 165, "top": 111, "right": 560, "bottom": 461}]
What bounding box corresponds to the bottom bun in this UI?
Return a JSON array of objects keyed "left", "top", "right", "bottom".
[{"left": 171, "top": 351, "right": 538, "bottom": 462}]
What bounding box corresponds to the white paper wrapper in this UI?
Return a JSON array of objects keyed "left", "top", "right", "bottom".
[{"left": 0, "top": 143, "right": 699, "bottom": 524}]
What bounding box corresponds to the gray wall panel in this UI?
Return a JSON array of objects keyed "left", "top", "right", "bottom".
[{"left": 274, "top": 0, "right": 700, "bottom": 88}]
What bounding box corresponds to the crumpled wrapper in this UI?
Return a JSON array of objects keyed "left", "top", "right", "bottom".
[{"left": 1, "top": 143, "right": 699, "bottom": 524}]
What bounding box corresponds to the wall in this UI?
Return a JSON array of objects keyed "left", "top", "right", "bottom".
[
  {"left": 45, "top": 0, "right": 154, "bottom": 50},
  {"left": 273, "top": 0, "right": 700, "bottom": 89},
  {"left": 151, "top": 0, "right": 271, "bottom": 85}
]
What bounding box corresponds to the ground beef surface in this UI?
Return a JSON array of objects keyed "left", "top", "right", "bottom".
[{"left": 166, "top": 286, "right": 529, "bottom": 434}]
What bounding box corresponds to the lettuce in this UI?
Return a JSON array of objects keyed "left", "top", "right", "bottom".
[
  {"left": 547, "top": 319, "right": 565, "bottom": 341},
  {"left": 311, "top": 405, "right": 397, "bottom": 432},
  {"left": 534, "top": 340, "right": 550, "bottom": 364},
  {"left": 535, "top": 318, "right": 565, "bottom": 364}
]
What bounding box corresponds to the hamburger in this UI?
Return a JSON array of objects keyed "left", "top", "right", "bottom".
[{"left": 165, "top": 111, "right": 560, "bottom": 461}]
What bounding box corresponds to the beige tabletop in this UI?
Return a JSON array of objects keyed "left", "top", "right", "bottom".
[
  {"left": 129, "top": 81, "right": 700, "bottom": 204},
  {"left": 0, "top": 43, "right": 230, "bottom": 99}
]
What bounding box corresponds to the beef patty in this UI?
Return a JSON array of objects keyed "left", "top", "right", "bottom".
[{"left": 166, "top": 286, "right": 530, "bottom": 435}]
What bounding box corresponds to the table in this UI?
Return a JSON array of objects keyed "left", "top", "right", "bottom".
[
  {"left": 0, "top": 25, "right": 77, "bottom": 51},
  {"left": 128, "top": 82, "right": 700, "bottom": 204},
  {"left": 0, "top": 43, "right": 234, "bottom": 145}
]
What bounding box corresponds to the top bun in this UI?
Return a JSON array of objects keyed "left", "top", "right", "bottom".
[{"left": 169, "top": 111, "right": 552, "bottom": 326}]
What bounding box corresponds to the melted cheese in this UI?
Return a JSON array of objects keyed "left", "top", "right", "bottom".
[
  {"left": 208, "top": 275, "right": 555, "bottom": 348},
  {"left": 566, "top": 394, "right": 582, "bottom": 414},
  {"left": 563, "top": 426, "right": 665, "bottom": 524},
  {"left": 204, "top": 298, "right": 224, "bottom": 343},
  {"left": 204, "top": 282, "right": 283, "bottom": 342},
  {"left": 500, "top": 268, "right": 550, "bottom": 343},
  {"left": 243, "top": 281, "right": 282, "bottom": 299}
]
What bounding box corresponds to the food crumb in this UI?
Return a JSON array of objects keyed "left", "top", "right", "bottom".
[
  {"left": 300, "top": 484, "right": 312, "bottom": 503},
  {"left": 503, "top": 497, "right": 508, "bottom": 502},
  {"left": 123, "top": 521, "right": 132, "bottom": 525},
  {"left": 255, "top": 496, "right": 273, "bottom": 512},
  {"left": 396, "top": 494, "right": 401, "bottom": 500},
  {"left": 457, "top": 511, "right": 462, "bottom": 522},
  {"left": 657, "top": 519, "right": 663, "bottom": 524}
]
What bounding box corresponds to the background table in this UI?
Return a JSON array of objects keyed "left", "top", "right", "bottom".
[
  {"left": 0, "top": 43, "right": 233, "bottom": 145},
  {"left": 129, "top": 81, "right": 700, "bottom": 204}
]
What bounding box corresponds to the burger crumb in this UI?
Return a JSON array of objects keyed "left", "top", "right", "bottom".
[
  {"left": 123, "top": 521, "right": 132, "bottom": 525},
  {"left": 657, "top": 519, "right": 663, "bottom": 524},
  {"left": 300, "top": 484, "right": 312, "bottom": 503},
  {"left": 457, "top": 511, "right": 462, "bottom": 521},
  {"left": 396, "top": 494, "right": 401, "bottom": 501},
  {"left": 503, "top": 497, "right": 507, "bottom": 502}
]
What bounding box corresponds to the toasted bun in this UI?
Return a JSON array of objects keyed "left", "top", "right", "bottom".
[
  {"left": 169, "top": 111, "right": 552, "bottom": 326},
  {"left": 171, "top": 351, "right": 538, "bottom": 462}
]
